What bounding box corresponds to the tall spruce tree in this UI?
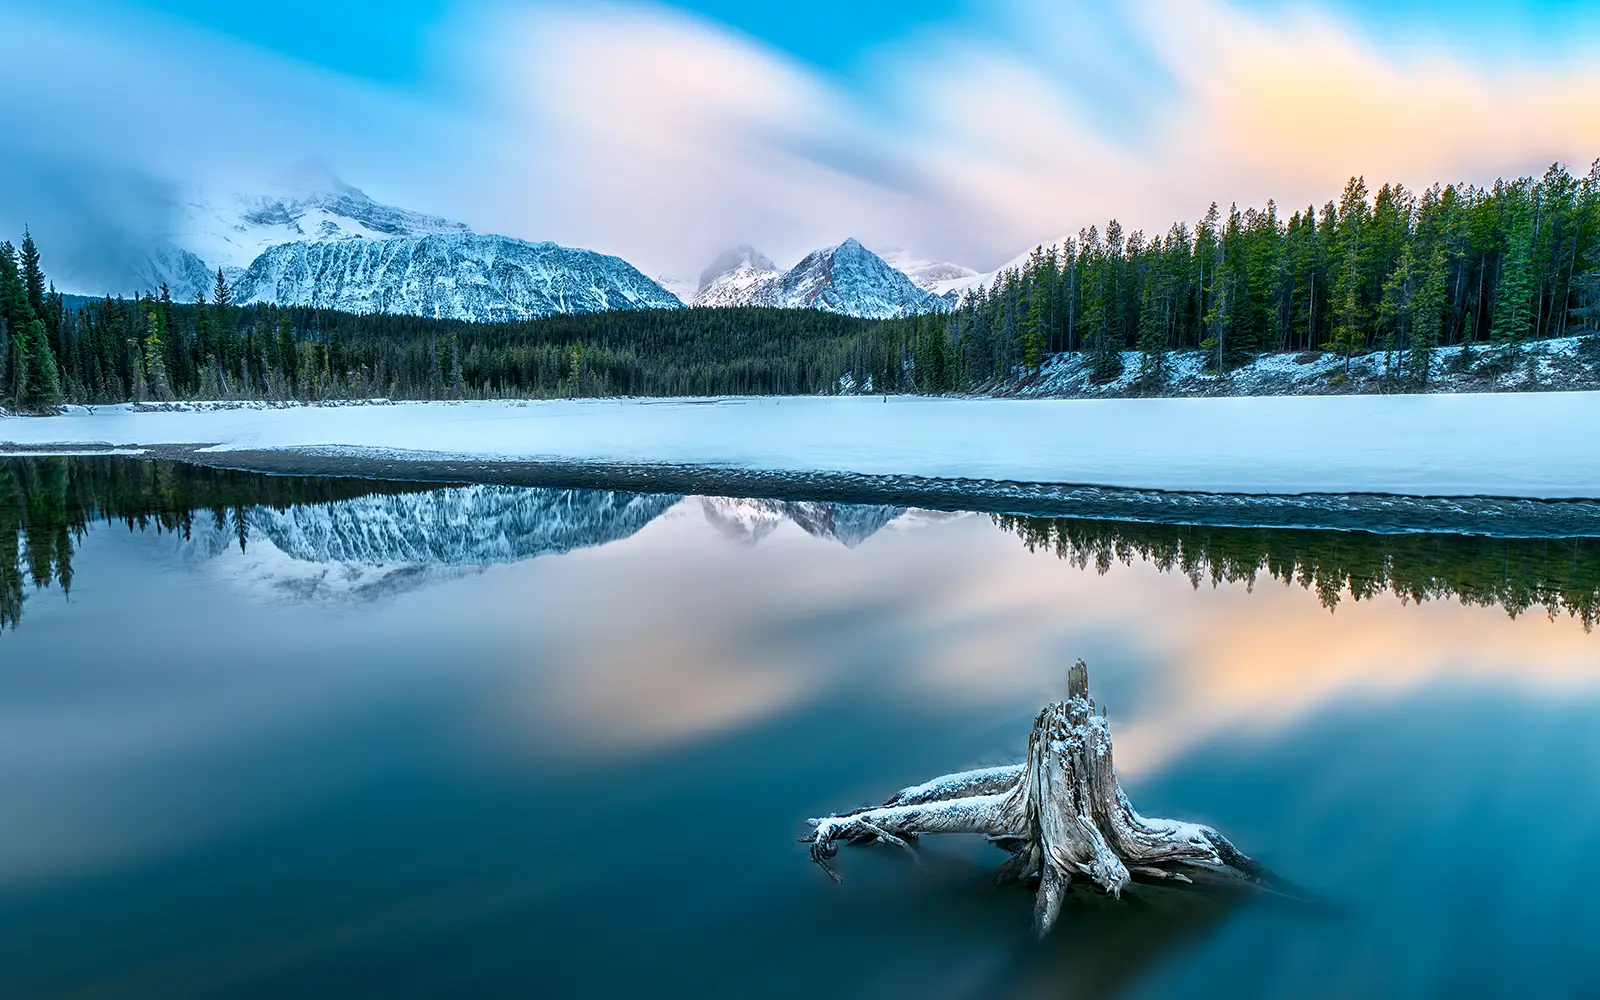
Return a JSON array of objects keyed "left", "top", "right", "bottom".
[
  {"left": 143, "top": 304, "right": 174, "bottom": 401},
  {"left": 1408, "top": 249, "right": 1449, "bottom": 382},
  {"left": 1492, "top": 217, "right": 1536, "bottom": 352},
  {"left": 19, "top": 229, "right": 45, "bottom": 320}
]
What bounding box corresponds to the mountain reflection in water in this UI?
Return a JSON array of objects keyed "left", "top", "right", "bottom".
[
  {"left": 2, "top": 456, "right": 1599, "bottom": 999},
  {"left": 4, "top": 456, "right": 1599, "bottom": 632}
]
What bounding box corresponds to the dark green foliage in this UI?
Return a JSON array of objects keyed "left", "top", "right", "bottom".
[
  {"left": 19, "top": 229, "right": 45, "bottom": 320},
  {"left": 0, "top": 457, "right": 437, "bottom": 632},
  {"left": 15, "top": 319, "right": 62, "bottom": 411},
  {"left": 996, "top": 514, "right": 1600, "bottom": 631},
  {"left": 956, "top": 161, "right": 1600, "bottom": 384}
]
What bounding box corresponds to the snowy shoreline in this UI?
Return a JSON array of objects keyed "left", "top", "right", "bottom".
[
  {"left": 5, "top": 392, "right": 1600, "bottom": 501},
  {"left": 1006, "top": 335, "right": 1600, "bottom": 399}
]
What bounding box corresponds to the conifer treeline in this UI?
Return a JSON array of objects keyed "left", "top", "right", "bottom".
[
  {"left": 8, "top": 265, "right": 951, "bottom": 405},
  {"left": 957, "top": 162, "right": 1600, "bottom": 384},
  {"left": 4, "top": 162, "right": 1599, "bottom": 408},
  {"left": 0, "top": 457, "right": 434, "bottom": 632},
  {"left": 996, "top": 514, "right": 1600, "bottom": 631}
]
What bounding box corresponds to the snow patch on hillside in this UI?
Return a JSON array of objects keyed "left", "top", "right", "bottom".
[
  {"left": 172, "top": 165, "right": 471, "bottom": 275},
  {"left": 1011, "top": 336, "right": 1600, "bottom": 399},
  {"left": 875, "top": 248, "right": 979, "bottom": 292},
  {"left": 231, "top": 233, "right": 683, "bottom": 322}
]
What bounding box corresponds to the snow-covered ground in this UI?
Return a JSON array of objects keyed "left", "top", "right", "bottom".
[
  {"left": 1014, "top": 335, "right": 1600, "bottom": 398},
  {"left": 6, "top": 392, "right": 1600, "bottom": 498}
]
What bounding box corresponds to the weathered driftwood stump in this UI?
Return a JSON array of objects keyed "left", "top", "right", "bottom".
[{"left": 803, "top": 661, "right": 1289, "bottom": 938}]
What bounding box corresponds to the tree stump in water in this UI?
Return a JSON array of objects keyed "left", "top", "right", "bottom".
[{"left": 803, "top": 660, "right": 1291, "bottom": 938}]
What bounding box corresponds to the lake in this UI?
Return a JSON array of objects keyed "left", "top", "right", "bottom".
[{"left": 2, "top": 457, "right": 1598, "bottom": 999}]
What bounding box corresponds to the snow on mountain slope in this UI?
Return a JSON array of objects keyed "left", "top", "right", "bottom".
[
  {"left": 876, "top": 248, "right": 978, "bottom": 293},
  {"left": 693, "top": 262, "right": 784, "bottom": 307},
  {"left": 173, "top": 164, "right": 471, "bottom": 276},
  {"left": 130, "top": 241, "right": 217, "bottom": 302},
  {"left": 230, "top": 233, "right": 684, "bottom": 321},
  {"left": 936, "top": 237, "right": 1073, "bottom": 299},
  {"left": 690, "top": 245, "right": 784, "bottom": 307},
  {"left": 700, "top": 497, "right": 904, "bottom": 547},
  {"left": 696, "top": 245, "right": 777, "bottom": 294},
  {"left": 775, "top": 239, "right": 948, "bottom": 318},
  {"left": 174, "top": 486, "right": 909, "bottom": 602},
  {"left": 654, "top": 273, "right": 697, "bottom": 304},
  {"left": 180, "top": 485, "right": 681, "bottom": 602},
  {"left": 690, "top": 239, "right": 947, "bottom": 317}
]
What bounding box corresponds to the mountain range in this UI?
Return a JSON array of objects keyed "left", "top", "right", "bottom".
[
  {"left": 690, "top": 238, "right": 950, "bottom": 318},
  {"left": 176, "top": 489, "right": 917, "bottom": 602},
  {"left": 230, "top": 233, "right": 683, "bottom": 322},
  {"left": 82, "top": 166, "right": 1021, "bottom": 322}
]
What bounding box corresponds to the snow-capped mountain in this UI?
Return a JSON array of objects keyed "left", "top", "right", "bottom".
[
  {"left": 936, "top": 237, "right": 1074, "bottom": 299},
  {"left": 690, "top": 245, "right": 784, "bottom": 307},
  {"left": 696, "top": 245, "right": 777, "bottom": 294},
  {"left": 181, "top": 486, "right": 682, "bottom": 602},
  {"left": 88, "top": 164, "right": 682, "bottom": 320},
  {"left": 777, "top": 239, "right": 948, "bottom": 317},
  {"left": 171, "top": 487, "right": 919, "bottom": 601},
  {"left": 230, "top": 233, "right": 684, "bottom": 322},
  {"left": 700, "top": 497, "right": 905, "bottom": 548},
  {"left": 693, "top": 262, "right": 785, "bottom": 308},
  {"left": 130, "top": 241, "right": 217, "bottom": 303},
  {"left": 875, "top": 248, "right": 979, "bottom": 294},
  {"left": 690, "top": 239, "right": 947, "bottom": 318},
  {"left": 653, "top": 273, "right": 698, "bottom": 304},
  {"left": 173, "top": 163, "right": 471, "bottom": 279}
]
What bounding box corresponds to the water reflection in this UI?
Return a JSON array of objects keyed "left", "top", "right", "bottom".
[
  {"left": 996, "top": 514, "right": 1600, "bottom": 630},
  {"left": 701, "top": 497, "right": 905, "bottom": 546},
  {"left": 2, "top": 457, "right": 1599, "bottom": 998},
  {"left": 7, "top": 457, "right": 1600, "bottom": 637},
  {"left": 0, "top": 457, "right": 437, "bottom": 630}
]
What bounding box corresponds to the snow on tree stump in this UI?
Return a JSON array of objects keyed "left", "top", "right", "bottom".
[{"left": 802, "top": 660, "right": 1292, "bottom": 938}]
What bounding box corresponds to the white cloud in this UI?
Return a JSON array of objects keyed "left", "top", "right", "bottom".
[{"left": 2, "top": 0, "right": 1598, "bottom": 283}]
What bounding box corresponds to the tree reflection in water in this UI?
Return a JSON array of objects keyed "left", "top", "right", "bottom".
[
  {"left": 0, "top": 457, "right": 437, "bottom": 632},
  {"left": 5, "top": 456, "right": 1599, "bottom": 636},
  {"left": 995, "top": 514, "right": 1600, "bottom": 631}
]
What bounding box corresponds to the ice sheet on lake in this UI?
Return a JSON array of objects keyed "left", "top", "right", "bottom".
[{"left": 6, "top": 391, "right": 1600, "bottom": 498}]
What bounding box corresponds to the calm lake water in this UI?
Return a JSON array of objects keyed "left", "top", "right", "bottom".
[{"left": 3, "top": 458, "right": 1599, "bottom": 999}]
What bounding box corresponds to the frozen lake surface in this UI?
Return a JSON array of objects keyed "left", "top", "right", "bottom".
[{"left": 6, "top": 390, "right": 1600, "bottom": 497}]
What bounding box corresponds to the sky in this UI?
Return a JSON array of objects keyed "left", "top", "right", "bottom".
[{"left": 2, "top": 0, "right": 1600, "bottom": 288}]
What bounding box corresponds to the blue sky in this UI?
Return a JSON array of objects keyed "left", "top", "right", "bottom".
[
  {"left": 115, "top": 0, "right": 1600, "bottom": 81},
  {"left": 3, "top": 0, "right": 1600, "bottom": 284}
]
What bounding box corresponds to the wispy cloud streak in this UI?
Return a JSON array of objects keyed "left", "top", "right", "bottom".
[{"left": 2, "top": 0, "right": 1597, "bottom": 283}]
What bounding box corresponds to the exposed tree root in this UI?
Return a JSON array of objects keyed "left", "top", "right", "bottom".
[{"left": 802, "top": 660, "right": 1296, "bottom": 938}]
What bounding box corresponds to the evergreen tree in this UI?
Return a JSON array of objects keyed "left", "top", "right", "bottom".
[
  {"left": 14, "top": 319, "right": 61, "bottom": 411},
  {"left": 1379, "top": 243, "right": 1418, "bottom": 373},
  {"left": 1135, "top": 266, "right": 1168, "bottom": 387},
  {"left": 19, "top": 228, "right": 45, "bottom": 320},
  {"left": 210, "top": 268, "right": 235, "bottom": 390},
  {"left": 1492, "top": 216, "right": 1536, "bottom": 352},
  {"left": 1019, "top": 246, "right": 1048, "bottom": 371},
  {"left": 1408, "top": 249, "right": 1449, "bottom": 382},
  {"left": 1326, "top": 254, "right": 1365, "bottom": 377},
  {"left": 143, "top": 304, "right": 174, "bottom": 401}
]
